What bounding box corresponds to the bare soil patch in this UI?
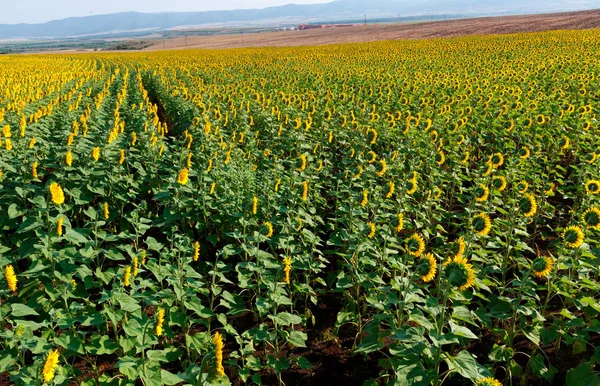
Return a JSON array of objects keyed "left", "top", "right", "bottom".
[{"left": 144, "top": 9, "right": 600, "bottom": 51}]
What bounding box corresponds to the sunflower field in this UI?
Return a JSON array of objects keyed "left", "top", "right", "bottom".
[{"left": 1, "top": 28, "right": 600, "bottom": 386}]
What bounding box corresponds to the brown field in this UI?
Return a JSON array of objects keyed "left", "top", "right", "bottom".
[{"left": 144, "top": 9, "right": 600, "bottom": 51}]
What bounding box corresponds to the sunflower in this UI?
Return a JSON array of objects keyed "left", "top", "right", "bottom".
[
  {"left": 536, "top": 114, "right": 545, "bottom": 125},
  {"left": 455, "top": 236, "right": 466, "bottom": 258},
  {"left": 406, "top": 233, "right": 426, "bottom": 257},
  {"left": 444, "top": 255, "right": 476, "bottom": 291},
  {"left": 177, "top": 168, "right": 189, "bottom": 185},
  {"left": 472, "top": 213, "right": 492, "bottom": 236},
  {"left": 367, "top": 222, "right": 376, "bottom": 239},
  {"left": 386, "top": 181, "right": 395, "bottom": 199},
  {"left": 474, "top": 185, "right": 489, "bottom": 202},
  {"left": 406, "top": 178, "right": 418, "bottom": 195},
  {"left": 584, "top": 153, "right": 596, "bottom": 164},
  {"left": 563, "top": 225, "right": 584, "bottom": 248},
  {"left": 582, "top": 208, "right": 600, "bottom": 230},
  {"left": 417, "top": 253, "right": 437, "bottom": 282},
  {"left": 519, "top": 193, "right": 537, "bottom": 218},
  {"left": 492, "top": 176, "right": 507, "bottom": 192},
  {"left": 585, "top": 180, "right": 600, "bottom": 195},
  {"left": 559, "top": 135, "right": 570, "bottom": 150},
  {"left": 395, "top": 213, "right": 404, "bottom": 233},
  {"left": 436, "top": 150, "right": 445, "bottom": 166},
  {"left": 532, "top": 257, "right": 554, "bottom": 278},
  {"left": 476, "top": 377, "right": 502, "bottom": 386},
  {"left": 433, "top": 186, "right": 442, "bottom": 199},
  {"left": 367, "top": 150, "right": 377, "bottom": 163},
  {"left": 49, "top": 183, "right": 65, "bottom": 205},
  {"left": 377, "top": 159, "right": 387, "bottom": 177},
  {"left": 519, "top": 146, "right": 530, "bottom": 159},
  {"left": 516, "top": 180, "right": 529, "bottom": 193},
  {"left": 490, "top": 152, "right": 504, "bottom": 168},
  {"left": 543, "top": 182, "right": 556, "bottom": 196},
  {"left": 461, "top": 151, "right": 470, "bottom": 165}
]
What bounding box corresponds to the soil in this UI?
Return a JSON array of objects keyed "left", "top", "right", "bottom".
[{"left": 143, "top": 9, "right": 600, "bottom": 51}]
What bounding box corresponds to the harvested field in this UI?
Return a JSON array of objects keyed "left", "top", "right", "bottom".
[{"left": 144, "top": 9, "right": 600, "bottom": 50}]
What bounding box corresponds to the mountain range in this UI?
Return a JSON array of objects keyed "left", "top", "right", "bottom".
[{"left": 1, "top": 0, "right": 599, "bottom": 39}]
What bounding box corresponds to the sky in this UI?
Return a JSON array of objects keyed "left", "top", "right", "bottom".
[{"left": 0, "top": 0, "right": 331, "bottom": 24}]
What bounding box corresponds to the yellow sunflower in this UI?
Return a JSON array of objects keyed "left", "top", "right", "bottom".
[
  {"left": 582, "top": 208, "right": 600, "bottom": 230},
  {"left": 490, "top": 152, "right": 504, "bottom": 168},
  {"left": 417, "top": 253, "right": 437, "bottom": 283},
  {"left": 519, "top": 193, "right": 537, "bottom": 218},
  {"left": 444, "top": 255, "right": 476, "bottom": 291},
  {"left": 476, "top": 377, "right": 502, "bottom": 386},
  {"left": 395, "top": 213, "right": 404, "bottom": 233},
  {"left": 406, "top": 178, "right": 418, "bottom": 195},
  {"left": 516, "top": 180, "right": 529, "bottom": 193},
  {"left": 585, "top": 180, "right": 600, "bottom": 195},
  {"left": 563, "top": 225, "right": 584, "bottom": 248},
  {"left": 436, "top": 150, "right": 445, "bottom": 166},
  {"left": 474, "top": 185, "right": 489, "bottom": 202},
  {"left": 543, "top": 182, "right": 556, "bottom": 196},
  {"left": 519, "top": 146, "right": 530, "bottom": 159},
  {"left": 455, "top": 236, "right": 466, "bottom": 258},
  {"left": 492, "top": 176, "right": 507, "bottom": 192},
  {"left": 472, "top": 213, "right": 492, "bottom": 236},
  {"left": 406, "top": 233, "right": 426, "bottom": 257},
  {"left": 532, "top": 257, "right": 554, "bottom": 278}
]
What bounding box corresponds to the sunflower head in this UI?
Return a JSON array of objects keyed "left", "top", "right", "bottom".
[
  {"left": 563, "top": 225, "right": 584, "bottom": 248},
  {"left": 416, "top": 253, "right": 437, "bottom": 282},
  {"left": 519, "top": 146, "right": 530, "bottom": 159},
  {"left": 543, "top": 182, "right": 556, "bottom": 196},
  {"left": 519, "top": 194, "right": 537, "bottom": 218},
  {"left": 476, "top": 377, "right": 502, "bottom": 386},
  {"left": 474, "top": 185, "right": 489, "bottom": 202},
  {"left": 558, "top": 136, "right": 570, "bottom": 150},
  {"left": 532, "top": 257, "right": 554, "bottom": 278},
  {"left": 585, "top": 180, "right": 600, "bottom": 195},
  {"left": 406, "top": 178, "right": 417, "bottom": 195},
  {"left": 490, "top": 152, "right": 504, "bottom": 168},
  {"left": 406, "top": 233, "right": 425, "bottom": 257},
  {"left": 584, "top": 152, "right": 596, "bottom": 164},
  {"left": 492, "top": 176, "right": 507, "bottom": 192},
  {"left": 435, "top": 150, "right": 445, "bottom": 166},
  {"left": 454, "top": 236, "right": 466, "bottom": 258},
  {"left": 583, "top": 208, "right": 600, "bottom": 230},
  {"left": 444, "top": 255, "right": 476, "bottom": 291},
  {"left": 472, "top": 213, "right": 492, "bottom": 237},
  {"left": 516, "top": 180, "right": 529, "bottom": 194}
]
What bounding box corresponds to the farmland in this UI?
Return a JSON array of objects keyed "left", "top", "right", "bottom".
[{"left": 1, "top": 28, "right": 600, "bottom": 386}]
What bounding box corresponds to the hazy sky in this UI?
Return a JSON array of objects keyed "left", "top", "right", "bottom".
[{"left": 0, "top": 0, "right": 331, "bottom": 24}]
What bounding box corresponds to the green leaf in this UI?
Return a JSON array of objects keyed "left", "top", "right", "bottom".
[
  {"left": 530, "top": 354, "right": 556, "bottom": 381},
  {"left": 288, "top": 330, "right": 307, "bottom": 348},
  {"left": 8, "top": 203, "right": 24, "bottom": 219},
  {"left": 11, "top": 303, "right": 39, "bottom": 317},
  {"left": 489, "top": 344, "right": 514, "bottom": 362},
  {"left": 408, "top": 311, "right": 435, "bottom": 331},
  {"left": 566, "top": 363, "right": 600, "bottom": 386},
  {"left": 297, "top": 356, "right": 312, "bottom": 369},
  {"left": 449, "top": 321, "right": 478, "bottom": 340},
  {"left": 64, "top": 228, "right": 89, "bottom": 245},
  {"left": 55, "top": 333, "right": 85, "bottom": 355},
  {"left": 445, "top": 350, "right": 492, "bottom": 381},
  {"left": 161, "top": 369, "right": 184, "bottom": 385},
  {"left": 269, "top": 312, "right": 301, "bottom": 326},
  {"left": 117, "top": 294, "right": 141, "bottom": 312}
]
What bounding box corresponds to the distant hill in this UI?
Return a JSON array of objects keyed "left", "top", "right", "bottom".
[{"left": 1, "top": 0, "right": 599, "bottom": 39}]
